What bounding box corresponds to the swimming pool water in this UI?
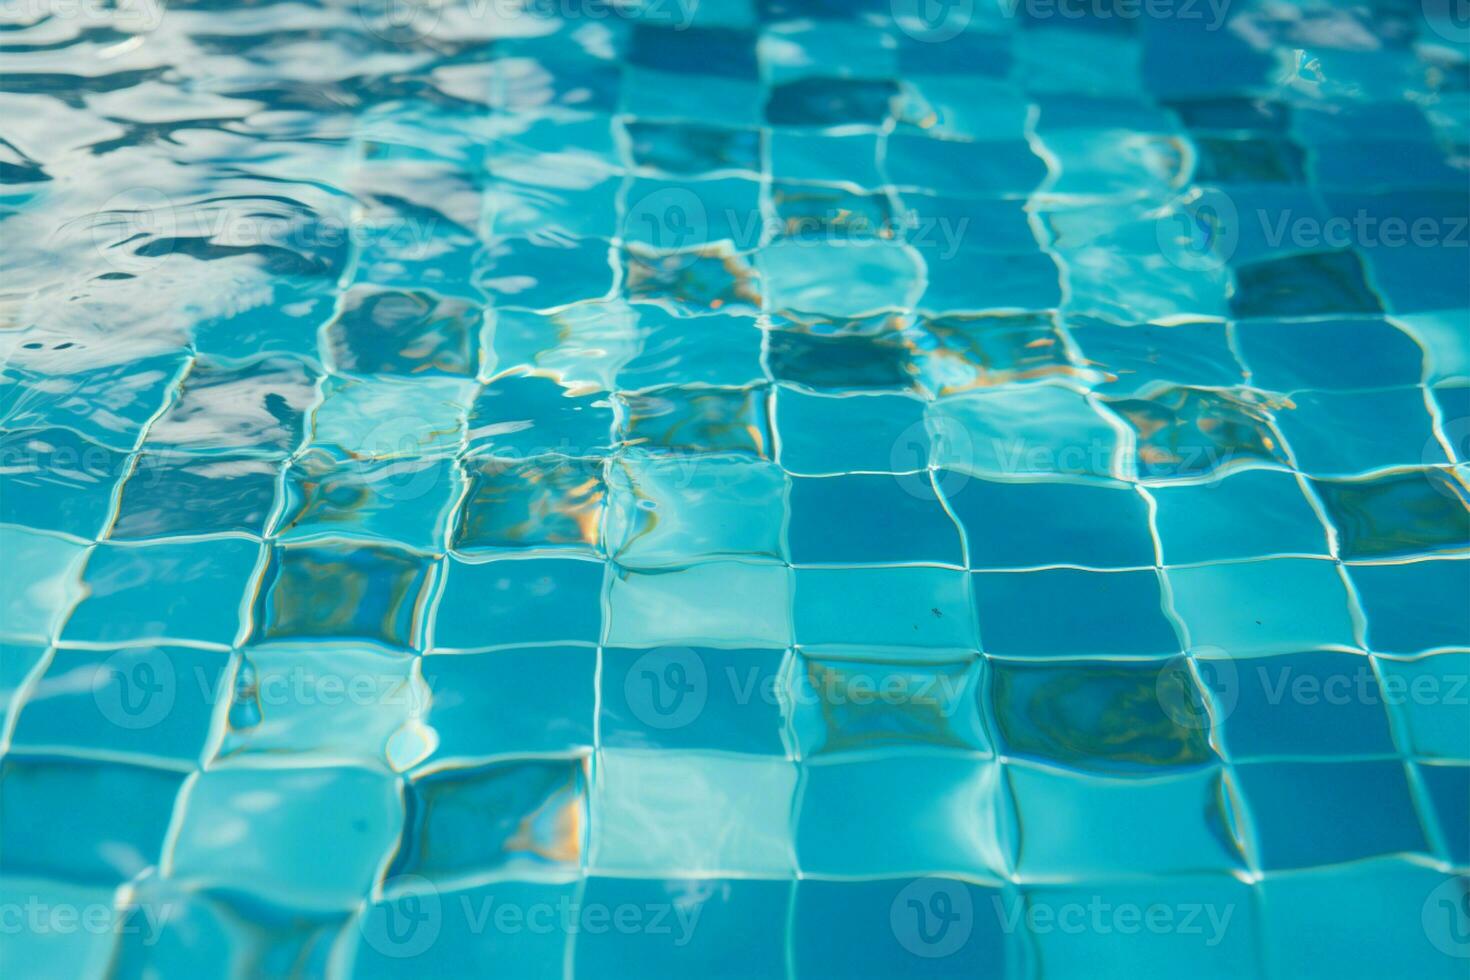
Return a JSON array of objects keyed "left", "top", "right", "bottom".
[{"left": 1, "top": 0, "right": 1468, "bottom": 977}]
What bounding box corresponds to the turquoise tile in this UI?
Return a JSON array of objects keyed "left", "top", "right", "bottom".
[
  {"left": 390, "top": 758, "right": 587, "bottom": 881},
  {"left": 793, "top": 877, "right": 1008, "bottom": 980},
  {"left": 421, "top": 647, "right": 594, "bottom": 760},
  {"left": 12, "top": 646, "right": 228, "bottom": 764},
  {"left": 1235, "top": 761, "right": 1427, "bottom": 870},
  {"left": 170, "top": 767, "right": 401, "bottom": 911},
  {"left": 434, "top": 556, "right": 604, "bottom": 649},
  {"left": 973, "top": 569, "right": 1179, "bottom": 657},
  {"left": 1, "top": 527, "right": 88, "bottom": 643},
  {"left": 991, "top": 658, "right": 1214, "bottom": 773},
  {"left": 1, "top": 756, "right": 185, "bottom": 884},
  {"left": 252, "top": 542, "right": 432, "bottom": 649},
  {"left": 1006, "top": 764, "right": 1246, "bottom": 877},
  {"left": 573, "top": 877, "right": 789, "bottom": 980},
  {"left": 797, "top": 756, "right": 1005, "bottom": 876},
  {"left": 1258, "top": 860, "right": 1468, "bottom": 980},
  {"left": 65, "top": 538, "right": 262, "bottom": 647},
  {"left": 1166, "top": 558, "right": 1356, "bottom": 654},
  {"left": 794, "top": 565, "right": 976, "bottom": 655},
  {"left": 591, "top": 751, "right": 796, "bottom": 875}
]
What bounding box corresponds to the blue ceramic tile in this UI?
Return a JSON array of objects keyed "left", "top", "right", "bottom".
[
  {"left": 12, "top": 646, "right": 228, "bottom": 764},
  {"left": 65, "top": 538, "right": 262, "bottom": 647},
  {"left": 421, "top": 647, "right": 595, "bottom": 759},
  {"left": 390, "top": 758, "right": 586, "bottom": 881},
  {"left": 252, "top": 542, "right": 432, "bottom": 648},
  {"left": 573, "top": 877, "right": 789, "bottom": 980},
  {"left": 797, "top": 755, "right": 1004, "bottom": 876},
  {"left": 1234, "top": 760, "right": 1426, "bottom": 870},
  {"left": 8, "top": 6, "right": 1469, "bottom": 976},
  {"left": 1350, "top": 559, "right": 1470, "bottom": 653},
  {"left": 1006, "top": 764, "right": 1245, "bottom": 876},
  {"left": 1313, "top": 470, "right": 1470, "bottom": 560},
  {"left": 0, "top": 428, "right": 128, "bottom": 538},
  {"left": 170, "top": 766, "right": 401, "bottom": 911},
  {"left": 945, "top": 477, "right": 1154, "bottom": 569},
  {"left": 0, "top": 756, "right": 185, "bottom": 884},
  {"left": 601, "top": 646, "right": 788, "bottom": 753},
  {"left": 1215, "top": 651, "right": 1398, "bottom": 759},
  {"left": 1151, "top": 468, "right": 1328, "bottom": 563},
  {"left": 113, "top": 454, "right": 280, "bottom": 539},
  {"left": 434, "top": 556, "right": 604, "bottom": 649},
  {"left": 789, "top": 473, "right": 963, "bottom": 565},
  {"left": 792, "top": 877, "right": 1007, "bottom": 980},
  {"left": 990, "top": 658, "right": 1213, "bottom": 773},
  {"left": 973, "top": 569, "right": 1179, "bottom": 657}
]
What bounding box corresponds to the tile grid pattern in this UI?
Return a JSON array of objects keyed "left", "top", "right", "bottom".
[{"left": 0, "top": 2, "right": 1467, "bottom": 978}]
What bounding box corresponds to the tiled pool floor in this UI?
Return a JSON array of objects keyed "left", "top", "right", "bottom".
[{"left": 1, "top": 1, "right": 1468, "bottom": 977}]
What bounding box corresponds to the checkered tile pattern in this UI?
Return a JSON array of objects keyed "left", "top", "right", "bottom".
[{"left": 1, "top": 1, "right": 1467, "bottom": 977}]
